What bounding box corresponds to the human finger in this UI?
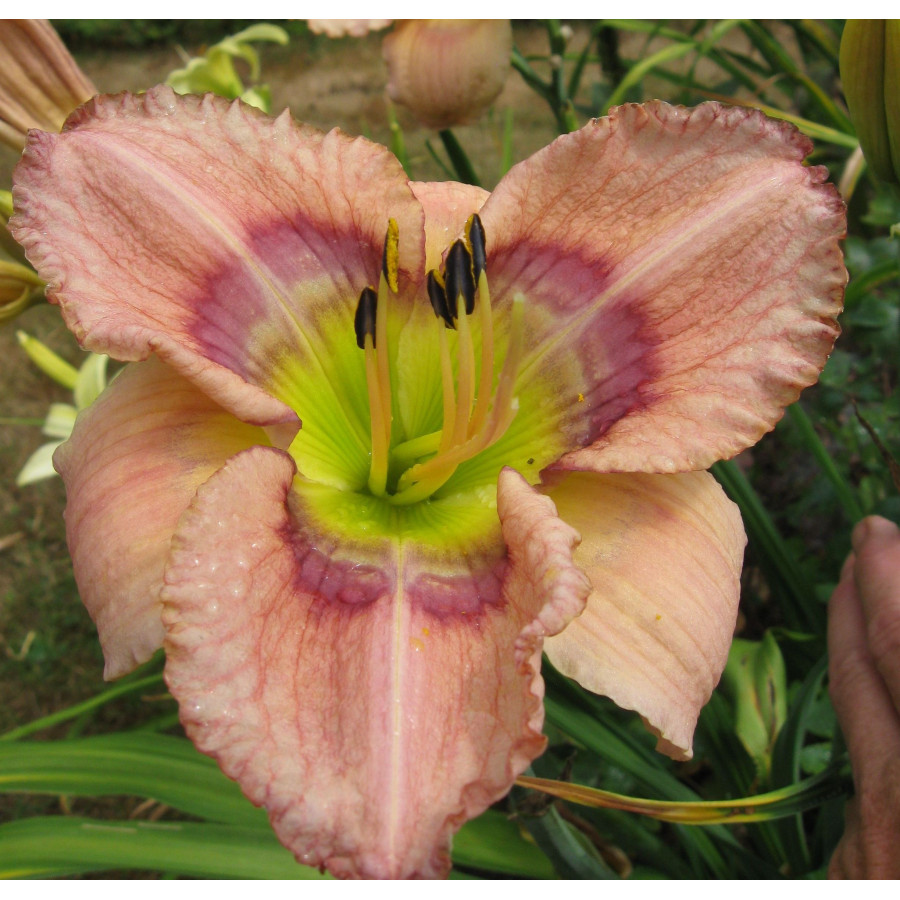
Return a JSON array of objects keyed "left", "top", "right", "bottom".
[
  {"left": 850, "top": 515, "right": 900, "bottom": 715},
  {"left": 828, "top": 545, "right": 900, "bottom": 787}
]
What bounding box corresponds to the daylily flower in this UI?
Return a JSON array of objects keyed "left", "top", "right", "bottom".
[
  {"left": 11, "top": 87, "right": 845, "bottom": 878},
  {"left": 0, "top": 19, "right": 96, "bottom": 151}
]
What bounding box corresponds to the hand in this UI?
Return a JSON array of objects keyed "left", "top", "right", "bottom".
[{"left": 828, "top": 515, "right": 900, "bottom": 878}]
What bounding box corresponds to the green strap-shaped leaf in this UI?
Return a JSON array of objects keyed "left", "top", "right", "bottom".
[
  {"left": 0, "top": 733, "right": 267, "bottom": 827},
  {"left": 0, "top": 732, "right": 554, "bottom": 878},
  {"left": 517, "top": 765, "right": 847, "bottom": 826},
  {"left": 0, "top": 816, "right": 328, "bottom": 880}
]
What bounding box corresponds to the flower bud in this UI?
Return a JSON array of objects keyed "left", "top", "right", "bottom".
[
  {"left": 0, "top": 188, "right": 27, "bottom": 264},
  {"left": 0, "top": 261, "right": 43, "bottom": 322},
  {"left": 383, "top": 20, "right": 513, "bottom": 130},
  {"left": 840, "top": 20, "right": 900, "bottom": 185},
  {"left": 0, "top": 19, "right": 96, "bottom": 151},
  {"left": 720, "top": 633, "right": 787, "bottom": 779}
]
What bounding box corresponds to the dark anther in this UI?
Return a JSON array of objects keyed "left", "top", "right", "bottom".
[
  {"left": 355, "top": 286, "right": 378, "bottom": 349},
  {"left": 467, "top": 214, "right": 486, "bottom": 282},
  {"left": 427, "top": 270, "right": 454, "bottom": 328},
  {"left": 445, "top": 240, "right": 476, "bottom": 316}
]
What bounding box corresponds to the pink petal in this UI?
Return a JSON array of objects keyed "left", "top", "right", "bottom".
[
  {"left": 481, "top": 101, "right": 846, "bottom": 474},
  {"left": 11, "top": 86, "right": 424, "bottom": 426},
  {"left": 54, "top": 357, "right": 266, "bottom": 678},
  {"left": 410, "top": 180, "right": 489, "bottom": 271},
  {"left": 162, "top": 452, "right": 588, "bottom": 878},
  {"left": 543, "top": 469, "right": 745, "bottom": 759}
]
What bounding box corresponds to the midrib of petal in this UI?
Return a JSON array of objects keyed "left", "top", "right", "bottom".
[
  {"left": 388, "top": 545, "right": 409, "bottom": 872},
  {"left": 516, "top": 170, "right": 783, "bottom": 383}
]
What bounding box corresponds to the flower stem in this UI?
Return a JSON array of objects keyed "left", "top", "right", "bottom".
[{"left": 438, "top": 129, "right": 481, "bottom": 187}]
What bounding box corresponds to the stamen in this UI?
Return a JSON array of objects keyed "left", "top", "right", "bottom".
[
  {"left": 428, "top": 270, "right": 458, "bottom": 452},
  {"left": 356, "top": 286, "right": 390, "bottom": 496},
  {"left": 453, "top": 292, "right": 475, "bottom": 445},
  {"left": 444, "top": 240, "right": 476, "bottom": 317},
  {"left": 382, "top": 217, "right": 400, "bottom": 293},
  {"left": 354, "top": 285, "right": 377, "bottom": 349},
  {"left": 427, "top": 269, "right": 454, "bottom": 329},
  {"left": 357, "top": 215, "right": 524, "bottom": 506},
  {"left": 466, "top": 213, "right": 486, "bottom": 282},
  {"left": 468, "top": 214, "right": 494, "bottom": 437},
  {"left": 438, "top": 323, "right": 457, "bottom": 453}
]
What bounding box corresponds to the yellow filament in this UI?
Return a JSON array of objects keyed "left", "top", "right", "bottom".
[
  {"left": 453, "top": 294, "right": 476, "bottom": 446},
  {"left": 390, "top": 294, "right": 526, "bottom": 505},
  {"left": 438, "top": 324, "right": 457, "bottom": 454},
  {"left": 468, "top": 269, "right": 494, "bottom": 437},
  {"left": 365, "top": 334, "right": 389, "bottom": 496},
  {"left": 376, "top": 272, "right": 393, "bottom": 449}
]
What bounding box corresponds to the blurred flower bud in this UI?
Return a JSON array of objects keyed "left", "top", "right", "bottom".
[
  {"left": 720, "top": 633, "right": 787, "bottom": 779},
  {"left": 308, "top": 20, "right": 392, "bottom": 38},
  {"left": 15, "top": 332, "right": 109, "bottom": 486},
  {"left": 383, "top": 20, "right": 513, "bottom": 130},
  {"left": 0, "top": 19, "right": 96, "bottom": 151},
  {"left": 0, "top": 260, "right": 43, "bottom": 322},
  {"left": 1, "top": 188, "right": 27, "bottom": 264},
  {"left": 840, "top": 20, "right": 900, "bottom": 185}
]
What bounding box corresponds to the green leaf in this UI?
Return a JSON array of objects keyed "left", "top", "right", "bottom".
[
  {"left": 712, "top": 459, "right": 820, "bottom": 634},
  {"left": 0, "top": 673, "right": 165, "bottom": 742},
  {"left": 0, "top": 733, "right": 268, "bottom": 827},
  {"left": 451, "top": 809, "right": 555, "bottom": 878},
  {"left": 229, "top": 23, "right": 289, "bottom": 47},
  {"left": 0, "top": 816, "right": 328, "bottom": 879},
  {"left": 516, "top": 803, "right": 619, "bottom": 879},
  {"left": 517, "top": 767, "right": 846, "bottom": 826},
  {"left": 541, "top": 665, "right": 735, "bottom": 877},
  {"left": 0, "top": 732, "right": 552, "bottom": 878}
]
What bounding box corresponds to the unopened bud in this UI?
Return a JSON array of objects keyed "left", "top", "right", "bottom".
[
  {"left": 383, "top": 20, "right": 513, "bottom": 130},
  {"left": 840, "top": 20, "right": 900, "bottom": 185},
  {"left": 0, "top": 261, "right": 43, "bottom": 322}
]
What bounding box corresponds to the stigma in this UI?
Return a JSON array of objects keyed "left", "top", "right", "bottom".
[{"left": 354, "top": 214, "right": 525, "bottom": 505}]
